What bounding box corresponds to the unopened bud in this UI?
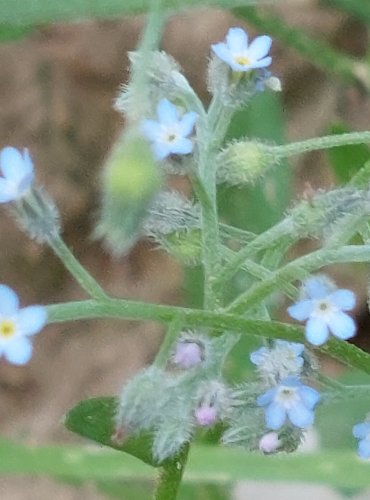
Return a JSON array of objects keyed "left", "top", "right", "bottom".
[{"left": 259, "top": 432, "right": 281, "bottom": 453}]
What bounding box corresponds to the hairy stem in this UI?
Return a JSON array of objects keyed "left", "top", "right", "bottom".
[{"left": 154, "top": 445, "right": 190, "bottom": 500}]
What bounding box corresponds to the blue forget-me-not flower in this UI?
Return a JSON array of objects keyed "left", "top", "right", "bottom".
[
  {"left": 0, "top": 147, "right": 34, "bottom": 203},
  {"left": 211, "top": 27, "right": 272, "bottom": 73},
  {"left": 287, "top": 276, "right": 356, "bottom": 346},
  {"left": 353, "top": 422, "right": 370, "bottom": 459},
  {"left": 140, "top": 99, "right": 197, "bottom": 161},
  {"left": 257, "top": 376, "right": 320, "bottom": 430},
  {"left": 0, "top": 285, "right": 47, "bottom": 365}
]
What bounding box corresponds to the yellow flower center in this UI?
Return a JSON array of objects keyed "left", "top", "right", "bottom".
[
  {"left": 234, "top": 55, "right": 251, "bottom": 66},
  {"left": 0, "top": 319, "right": 16, "bottom": 339}
]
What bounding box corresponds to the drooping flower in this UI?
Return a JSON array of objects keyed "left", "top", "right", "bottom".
[
  {"left": 287, "top": 275, "right": 356, "bottom": 346},
  {"left": 0, "top": 285, "right": 47, "bottom": 365},
  {"left": 353, "top": 421, "right": 370, "bottom": 459},
  {"left": 0, "top": 147, "right": 34, "bottom": 203},
  {"left": 211, "top": 27, "right": 272, "bottom": 73},
  {"left": 173, "top": 340, "right": 203, "bottom": 369},
  {"left": 140, "top": 99, "right": 198, "bottom": 161},
  {"left": 250, "top": 340, "right": 304, "bottom": 381},
  {"left": 257, "top": 376, "right": 320, "bottom": 430}
]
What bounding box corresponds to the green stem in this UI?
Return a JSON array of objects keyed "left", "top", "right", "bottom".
[
  {"left": 271, "top": 131, "right": 370, "bottom": 158},
  {"left": 48, "top": 234, "right": 108, "bottom": 301},
  {"left": 153, "top": 445, "right": 189, "bottom": 500},
  {"left": 226, "top": 244, "right": 370, "bottom": 314},
  {"left": 153, "top": 317, "right": 184, "bottom": 368},
  {"left": 45, "top": 298, "right": 370, "bottom": 375}
]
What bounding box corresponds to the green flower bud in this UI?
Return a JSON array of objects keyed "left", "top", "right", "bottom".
[
  {"left": 217, "top": 140, "right": 280, "bottom": 186},
  {"left": 96, "top": 131, "right": 162, "bottom": 256}
]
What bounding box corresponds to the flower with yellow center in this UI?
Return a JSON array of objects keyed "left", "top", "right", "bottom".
[
  {"left": 211, "top": 27, "right": 272, "bottom": 73},
  {"left": 0, "top": 284, "right": 47, "bottom": 365}
]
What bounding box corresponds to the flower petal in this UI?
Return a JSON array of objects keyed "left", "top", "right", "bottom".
[
  {"left": 3, "top": 337, "right": 33, "bottom": 365},
  {"left": 17, "top": 306, "right": 47, "bottom": 336},
  {"left": 327, "top": 311, "right": 356, "bottom": 340},
  {"left": 256, "top": 387, "right": 276, "bottom": 407},
  {"left": 303, "top": 277, "right": 331, "bottom": 299},
  {"left": 211, "top": 42, "right": 233, "bottom": 65},
  {"left": 247, "top": 35, "right": 272, "bottom": 60},
  {"left": 0, "top": 285, "right": 19, "bottom": 316},
  {"left": 140, "top": 119, "right": 163, "bottom": 142},
  {"left": 353, "top": 422, "right": 370, "bottom": 439},
  {"left": 265, "top": 402, "right": 286, "bottom": 430},
  {"left": 250, "top": 346, "right": 268, "bottom": 365},
  {"left": 0, "top": 147, "right": 33, "bottom": 183},
  {"left": 358, "top": 439, "right": 370, "bottom": 459},
  {"left": 288, "top": 402, "right": 314, "bottom": 428},
  {"left": 287, "top": 299, "right": 314, "bottom": 321},
  {"left": 305, "top": 317, "right": 329, "bottom": 345},
  {"left": 299, "top": 385, "right": 320, "bottom": 409},
  {"left": 178, "top": 112, "right": 198, "bottom": 137},
  {"left": 250, "top": 56, "right": 272, "bottom": 69},
  {"left": 328, "top": 289, "right": 356, "bottom": 311},
  {"left": 152, "top": 142, "right": 171, "bottom": 161},
  {"left": 226, "top": 27, "right": 248, "bottom": 53},
  {"left": 0, "top": 178, "right": 17, "bottom": 203},
  {"left": 157, "top": 99, "right": 178, "bottom": 126},
  {"left": 170, "top": 138, "right": 193, "bottom": 156}
]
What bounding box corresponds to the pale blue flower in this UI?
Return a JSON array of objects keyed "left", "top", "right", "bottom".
[
  {"left": 0, "top": 285, "right": 47, "bottom": 365},
  {"left": 140, "top": 99, "right": 198, "bottom": 161},
  {"left": 211, "top": 27, "right": 272, "bottom": 72},
  {"left": 353, "top": 422, "right": 370, "bottom": 459},
  {"left": 0, "top": 147, "right": 34, "bottom": 203},
  {"left": 257, "top": 376, "right": 320, "bottom": 430},
  {"left": 287, "top": 276, "right": 356, "bottom": 346}
]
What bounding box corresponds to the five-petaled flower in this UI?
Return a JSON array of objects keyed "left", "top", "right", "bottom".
[
  {"left": 287, "top": 276, "right": 356, "bottom": 346},
  {"left": 211, "top": 27, "right": 272, "bottom": 73},
  {"left": 0, "top": 284, "right": 47, "bottom": 365},
  {"left": 0, "top": 147, "right": 34, "bottom": 203},
  {"left": 140, "top": 99, "right": 198, "bottom": 161},
  {"left": 353, "top": 422, "right": 370, "bottom": 459},
  {"left": 257, "top": 376, "right": 320, "bottom": 430},
  {"left": 250, "top": 340, "right": 304, "bottom": 381}
]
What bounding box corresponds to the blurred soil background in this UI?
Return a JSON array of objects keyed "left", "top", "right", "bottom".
[{"left": 0, "top": 0, "right": 370, "bottom": 498}]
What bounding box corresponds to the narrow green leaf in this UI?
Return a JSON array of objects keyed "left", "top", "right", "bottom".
[{"left": 64, "top": 396, "right": 158, "bottom": 467}]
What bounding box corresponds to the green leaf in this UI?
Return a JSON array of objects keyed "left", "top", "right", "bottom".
[
  {"left": 64, "top": 396, "right": 158, "bottom": 467},
  {"left": 326, "top": 123, "right": 370, "bottom": 184}
]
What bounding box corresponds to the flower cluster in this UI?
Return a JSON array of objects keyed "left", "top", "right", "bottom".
[{"left": 288, "top": 275, "right": 356, "bottom": 346}]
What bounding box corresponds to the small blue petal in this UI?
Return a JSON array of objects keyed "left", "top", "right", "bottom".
[
  {"left": 211, "top": 42, "right": 233, "bottom": 65},
  {"left": 152, "top": 142, "right": 171, "bottom": 161},
  {"left": 157, "top": 99, "right": 178, "bottom": 126},
  {"left": 358, "top": 440, "right": 370, "bottom": 459},
  {"left": 327, "top": 311, "right": 356, "bottom": 340},
  {"left": 281, "top": 376, "right": 301, "bottom": 388},
  {"left": 0, "top": 178, "right": 17, "bottom": 203},
  {"left": 0, "top": 147, "right": 33, "bottom": 183},
  {"left": 170, "top": 138, "right": 193, "bottom": 155},
  {"left": 305, "top": 317, "right": 329, "bottom": 346},
  {"left": 250, "top": 346, "right": 268, "bottom": 365},
  {"left": 303, "top": 277, "right": 331, "bottom": 299},
  {"left": 353, "top": 422, "right": 370, "bottom": 439},
  {"left": 299, "top": 385, "right": 320, "bottom": 409},
  {"left": 288, "top": 403, "right": 314, "bottom": 428},
  {"left": 4, "top": 337, "right": 33, "bottom": 365},
  {"left": 17, "top": 306, "right": 47, "bottom": 336},
  {"left": 247, "top": 35, "right": 272, "bottom": 60},
  {"left": 329, "top": 289, "right": 356, "bottom": 311},
  {"left": 257, "top": 387, "right": 276, "bottom": 407},
  {"left": 178, "top": 112, "right": 198, "bottom": 137},
  {"left": 140, "top": 119, "right": 163, "bottom": 142},
  {"left": 226, "top": 27, "right": 248, "bottom": 53},
  {"left": 287, "top": 300, "right": 314, "bottom": 321},
  {"left": 250, "top": 56, "right": 272, "bottom": 69},
  {"left": 0, "top": 285, "right": 19, "bottom": 316},
  {"left": 265, "top": 402, "right": 286, "bottom": 430}
]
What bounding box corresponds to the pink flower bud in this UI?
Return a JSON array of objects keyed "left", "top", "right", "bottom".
[
  {"left": 259, "top": 432, "right": 280, "bottom": 453},
  {"left": 195, "top": 405, "right": 217, "bottom": 426},
  {"left": 173, "top": 341, "right": 203, "bottom": 368}
]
